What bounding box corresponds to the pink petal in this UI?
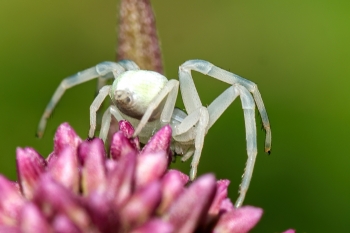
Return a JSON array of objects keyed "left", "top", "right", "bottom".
[
  {"left": 135, "top": 151, "right": 168, "bottom": 188},
  {"left": 0, "top": 211, "right": 13, "bottom": 225},
  {"left": 282, "top": 229, "right": 296, "bottom": 233},
  {"left": 0, "top": 176, "right": 25, "bottom": 225},
  {"left": 158, "top": 170, "right": 189, "bottom": 213},
  {"left": 105, "top": 159, "right": 118, "bottom": 174},
  {"left": 119, "top": 120, "right": 140, "bottom": 150},
  {"left": 141, "top": 125, "right": 172, "bottom": 159},
  {"left": 213, "top": 206, "right": 263, "bottom": 233},
  {"left": 106, "top": 150, "right": 137, "bottom": 207},
  {"left": 54, "top": 123, "right": 82, "bottom": 156},
  {"left": 0, "top": 226, "right": 20, "bottom": 233},
  {"left": 165, "top": 174, "right": 217, "bottom": 233},
  {"left": 121, "top": 181, "right": 162, "bottom": 228},
  {"left": 52, "top": 215, "right": 80, "bottom": 233},
  {"left": 119, "top": 120, "right": 135, "bottom": 138},
  {"left": 79, "top": 139, "right": 107, "bottom": 195},
  {"left": 46, "top": 152, "right": 56, "bottom": 164},
  {"left": 16, "top": 147, "right": 46, "bottom": 199},
  {"left": 110, "top": 131, "right": 138, "bottom": 161},
  {"left": 86, "top": 193, "right": 120, "bottom": 232},
  {"left": 209, "top": 179, "right": 231, "bottom": 215},
  {"left": 19, "top": 203, "right": 50, "bottom": 233},
  {"left": 48, "top": 147, "right": 79, "bottom": 194},
  {"left": 33, "top": 175, "right": 91, "bottom": 231},
  {"left": 130, "top": 218, "right": 173, "bottom": 233},
  {"left": 220, "top": 198, "right": 235, "bottom": 213}
]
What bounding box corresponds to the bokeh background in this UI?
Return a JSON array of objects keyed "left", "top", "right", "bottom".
[{"left": 1, "top": 0, "right": 349, "bottom": 232}]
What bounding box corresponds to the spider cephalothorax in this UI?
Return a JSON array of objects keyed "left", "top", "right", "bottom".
[{"left": 37, "top": 59, "right": 271, "bottom": 207}]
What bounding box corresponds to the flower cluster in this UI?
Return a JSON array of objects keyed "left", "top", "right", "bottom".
[{"left": 0, "top": 121, "right": 293, "bottom": 232}]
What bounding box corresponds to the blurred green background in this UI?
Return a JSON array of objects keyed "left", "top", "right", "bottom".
[{"left": 0, "top": 0, "right": 349, "bottom": 232}]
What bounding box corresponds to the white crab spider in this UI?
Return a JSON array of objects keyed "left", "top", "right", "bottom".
[{"left": 37, "top": 59, "right": 271, "bottom": 207}]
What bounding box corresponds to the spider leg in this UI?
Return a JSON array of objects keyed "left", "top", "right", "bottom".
[
  {"left": 180, "top": 59, "right": 271, "bottom": 153},
  {"left": 181, "top": 145, "right": 195, "bottom": 162},
  {"left": 204, "top": 85, "right": 259, "bottom": 207},
  {"left": 234, "top": 85, "right": 257, "bottom": 208},
  {"left": 96, "top": 60, "right": 140, "bottom": 94},
  {"left": 117, "top": 60, "right": 141, "bottom": 71},
  {"left": 89, "top": 85, "right": 112, "bottom": 138},
  {"left": 207, "top": 86, "right": 240, "bottom": 128},
  {"left": 99, "top": 105, "right": 125, "bottom": 142},
  {"left": 37, "top": 62, "right": 125, "bottom": 138},
  {"left": 172, "top": 106, "right": 209, "bottom": 180},
  {"left": 179, "top": 60, "right": 262, "bottom": 207},
  {"left": 174, "top": 106, "right": 209, "bottom": 180},
  {"left": 133, "top": 80, "right": 179, "bottom": 137},
  {"left": 172, "top": 85, "right": 241, "bottom": 181}
]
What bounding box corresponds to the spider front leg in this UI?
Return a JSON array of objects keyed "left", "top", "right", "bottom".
[{"left": 37, "top": 62, "right": 125, "bottom": 138}]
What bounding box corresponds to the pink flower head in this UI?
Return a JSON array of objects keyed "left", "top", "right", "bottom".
[{"left": 0, "top": 120, "right": 270, "bottom": 232}]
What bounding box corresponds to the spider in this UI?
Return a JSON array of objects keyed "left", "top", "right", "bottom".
[{"left": 37, "top": 59, "right": 271, "bottom": 208}]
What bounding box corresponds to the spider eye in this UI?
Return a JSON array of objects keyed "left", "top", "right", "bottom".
[{"left": 114, "top": 90, "right": 133, "bottom": 106}]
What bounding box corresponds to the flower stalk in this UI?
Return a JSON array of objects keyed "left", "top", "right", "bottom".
[{"left": 117, "top": 0, "right": 163, "bottom": 73}]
